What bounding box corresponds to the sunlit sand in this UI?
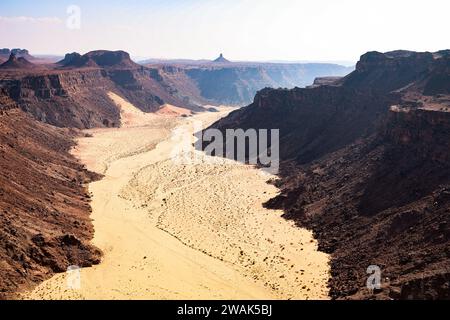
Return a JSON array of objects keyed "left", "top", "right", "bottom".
[{"left": 23, "top": 92, "right": 329, "bottom": 300}]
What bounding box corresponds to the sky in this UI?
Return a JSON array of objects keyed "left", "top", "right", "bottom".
[{"left": 0, "top": 0, "right": 449, "bottom": 63}]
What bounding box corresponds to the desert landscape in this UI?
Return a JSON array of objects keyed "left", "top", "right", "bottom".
[{"left": 0, "top": 0, "right": 449, "bottom": 303}]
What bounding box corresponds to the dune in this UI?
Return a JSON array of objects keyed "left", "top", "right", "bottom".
[
  {"left": 156, "top": 104, "right": 192, "bottom": 117},
  {"left": 22, "top": 93, "right": 329, "bottom": 300}
]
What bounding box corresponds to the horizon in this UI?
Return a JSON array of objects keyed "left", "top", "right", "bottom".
[{"left": 1, "top": 0, "right": 449, "bottom": 63}]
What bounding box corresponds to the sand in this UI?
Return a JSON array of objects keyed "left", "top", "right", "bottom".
[{"left": 23, "top": 92, "right": 329, "bottom": 300}]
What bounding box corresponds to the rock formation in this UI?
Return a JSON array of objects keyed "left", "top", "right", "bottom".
[
  {"left": 58, "top": 50, "right": 138, "bottom": 69},
  {"left": 0, "top": 50, "right": 210, "bottom": 128},
  {"left": 0, "top": 53, "right": 37, "bottom": 70},
  {"left": 0, "top": 48, "right": 35, "bottom": 61},
  {"left": 0, "top": 96, "right": 101, "bottom": 299},
  {"left": 184, "top": 63, "right": 353, "bottom": 105}
]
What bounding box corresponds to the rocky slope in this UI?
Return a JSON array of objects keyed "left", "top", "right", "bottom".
[
  {"left": 0, "top": 50, "right": 208, "bottom": 128},
  {"left": 0, "top": 97, "right": 101, "bottom": 299},
  {"left": 203, "top": 50, "right": 450, "bottom": 299}
]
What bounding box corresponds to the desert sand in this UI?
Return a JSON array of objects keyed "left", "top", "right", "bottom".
[{"left": 23, "top": 92, "right": 329, "bottom": 300}]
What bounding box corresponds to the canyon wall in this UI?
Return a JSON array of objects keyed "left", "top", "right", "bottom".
[
  {"left": 204, "top": 50, "right": 450, "bottom": 299},
  {"left": 184, "top": 63, "right": 352, "bottom": 105}
]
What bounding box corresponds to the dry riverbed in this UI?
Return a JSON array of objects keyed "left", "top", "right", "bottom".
[{"left": 23, "top": 92, "right": 329, "bottom": 300}]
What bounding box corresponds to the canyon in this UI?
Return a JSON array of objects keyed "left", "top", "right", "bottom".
[{"left": 0, "top": 50, "right": 351, "bottom": 129}]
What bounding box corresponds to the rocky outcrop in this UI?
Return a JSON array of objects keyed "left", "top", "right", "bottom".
[
  {"left": 384, "top": 107, "right": 450, "bottom": 163},
  {"left": 206, "top": 50, "right": 449, "bottom": 162},
  {"left": 341, "top": 50, "right": 449, "bottom": 94},
  {"left": 307, "top": 76, "right": 342, "bottom": 88},
  {"left": 207, "top": 85, "right": 397, "bottom": 163},
  {"left": 0, "top": 69, "right": 121, "bottom": 128},
  {"left": 0, "top": 50, "right": 208, "bottom": 128}
]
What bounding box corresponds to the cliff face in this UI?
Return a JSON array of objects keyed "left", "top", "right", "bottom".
[
  {"left": 204, "top": 50, "right": 450, "bottom": 299},
  {"left": 211, "top": 85, "right": 396, "bottom": 163},
  {"left": 266, "top": 110, "right": 450, "bottom": 299},
  {"left": 1, "top": 69, "right": 121, "bottom": 128},
  {"left": 185, "top": 63, "right": 353, "bottom": 105},
  {"left": 59, "top": 50, "right": 138, "bottom": 69},
  {"left": 0, "top": 51, "right": 208, "bottom": 128},
  {"left": 384, "top": 107, "right": 450, "bottom": 163},
  {"left": 0, "top": 102, "right": 101, "bottom": 299},
  {"left": 207, "top": 50, "right": 449, "bottom": 163}
]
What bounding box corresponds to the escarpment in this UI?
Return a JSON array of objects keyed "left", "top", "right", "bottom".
[
  {"left": 184, "top": 63, "right": 353, "bottom": 105},
  {"left": 0, "top": 96, "right": 102, "bottom": 299}
]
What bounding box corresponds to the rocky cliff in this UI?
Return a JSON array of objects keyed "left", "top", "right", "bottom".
[
  {"left": 0, "top": 48, "right": 35, "bottom": 61},
  {"left": 203, "top": 50, "right": 450, "bottom": 299},
  {"left": 58, "top": 50, "right": 138, "bottom": 69},
  {"left": 145, "top": 60, "right": 353, "bottom": 105}
]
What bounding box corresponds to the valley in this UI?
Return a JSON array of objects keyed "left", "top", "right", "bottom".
[{"left": 23, "top": 94, "right": 329, "bottom": 300}]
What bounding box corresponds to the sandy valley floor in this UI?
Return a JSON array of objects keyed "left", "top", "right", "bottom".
[{"left": 24, "top": 92, "right": 329, "bottom": 300}]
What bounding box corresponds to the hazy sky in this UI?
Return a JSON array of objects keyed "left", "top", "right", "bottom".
[{"left": 0, "top": 0, "right": 449, "bottom": 63}]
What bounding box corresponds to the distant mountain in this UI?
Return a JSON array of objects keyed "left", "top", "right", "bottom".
[
  {"left": 202, "top": 49, "right": 450, "bottom": 299},
  {"left": 0, "top": 49, "right": 65, "bottom": 64},
  {"left": 183, "top": 63, "right": 353, "bottom": 105},
  {"left": 0, "top": 48, "right": 353, "bottom": 128},
  {"left": 0, "top": 50, "right": 210, "bottom": 128},
  {"left": 213, "top": 53, "right": 230, "bottom": 63},
  {"left": 145, "top": 59, "right": 353, "bottom": 105},
  {"left": 0, "top": 54, "right": 37, "bottom": 70},
  {"left": 0, "top": 48, "right": 35, "bottom": 61}
]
